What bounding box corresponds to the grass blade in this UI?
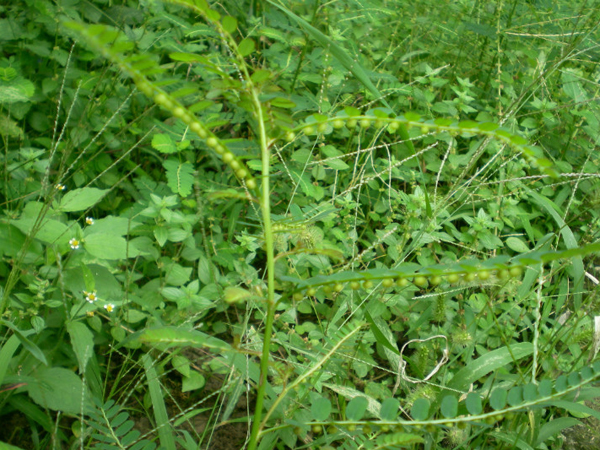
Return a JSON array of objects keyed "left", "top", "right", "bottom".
[{"left": 142, "top": 354, "right": 176, "bottom": 450}]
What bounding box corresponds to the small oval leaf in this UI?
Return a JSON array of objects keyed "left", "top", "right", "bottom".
[
  {"left": 507, "top": 386, "right": 523, "bottom": 407},
  {"left": 465, "top": 393, "right": 483, "bottom": 415},
  {"left": 411, "top": 398, "right": 429, "bottom": 421},
  {"left": 490, "top": 388, "right": 508, "bottom": 411},
  {"left": 311, "top": 396, "right": 331, "bottom": 421},
  {"left": 440, "top": 396, "right": 458, "bottom": 419},
  {"left": 380, "top": 398, "right": 399, "bottom": 421},
  {"left": 238, "top": 38, "right": 255, "bottom": 57},
  {"left": 346, "top": 396, "right": 368, "bottom": 421}
]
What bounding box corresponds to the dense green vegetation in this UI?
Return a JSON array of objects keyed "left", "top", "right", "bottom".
[{"left": 1, "top": 0, "right": 600, "bottom": 449}]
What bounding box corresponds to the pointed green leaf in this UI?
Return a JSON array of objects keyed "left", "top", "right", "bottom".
[
  {"left": 67, "top": 321, "right": 94, "bottom": 373},
  {"left": 58, "top": 188, "right": 108, "bottom": 212},
  {"left": 448, "top": 343, "right": 533, "bottom": 391}
]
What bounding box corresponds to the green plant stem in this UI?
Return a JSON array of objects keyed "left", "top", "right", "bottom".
[{"left": 247, "top": 90, "right": 276, "bottom": 450}]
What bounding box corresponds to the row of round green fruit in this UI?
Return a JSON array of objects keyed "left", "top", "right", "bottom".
[
  {"left": 306, "top": 415, "right": 505, "bottom": 436},
  {"left": 132, "top": 75, "right": 258, "bottom": 190},
  {"left": 293, "top": 267, "right": 523, "bottom": 300}
]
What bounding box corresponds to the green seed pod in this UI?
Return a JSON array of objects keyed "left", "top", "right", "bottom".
[
  {"left": 397, "top": 277, "right": 409, "bottom": 287},
  {"left": 246, "top": 179, "right": 257, "bottom": 190},
  {"left": 304, "top": 125, "right": 315, "bottom": 135},
  {"left": 323, "top": 285, "right": 333, "bottom": 295},
  {"left": 293, "top": 292, "right": 303, "bottom": 301},
  {"left": 334, "top": 283, "right": 344, "bottom": 292},
  {"left": 509, "top": 266, "right": 523, "bottom": 278},
  {"left": 414, "top": 276, "right": 428, "bottom": 287},
  {"left": 347, "top": 119, "right": 357, "bottom": 128},
  {"left": 230, "top": 159, "right": 241, "bottom": 170},
  {"left": 485, "top": 416, "right": 497, "bottom": 425},
  {"left": 173, "top": 107, "right": 186, "bottom": 118},
  {"left": 154, "top": 93, "right": 168, "bottom": 105},
  {"left": 431, "top": 275, "right": 442, "bottom": 285},
  {"left": 464, "top": 273, "right": 476, "bottom": 282},
  {"left": 332, "top": 119, "right": 345, "bottom": 129},
  {"left": 363, "top": 280, "right": 374, "bottom": 290},
  {"left": 497, "top": 269, "right": 509, "bottom": 279},
  {"left": 478, "top": 270, "right": 490, "bottom": 281},
  {"left": 374, "top": 120, "right": 384, "bottom": 128},
  {"left": 222, "top": 152, "right": 234, "bottom": 163},
  {"left": 447, "top": 273, "right": 460, "bottom": 283},
  {"left": 307, "top": 287, "right": 317, "bottom": 296},
  {"left": 206, "top": 137, "right": 218, "bottom": 148},
  {"left": 350, "top": 281, "right": 361, "bottom": 290},
  {"left": 311, "top": 424, "right": 322, "bottom": 434},
  {"left": 388, "top": 121, "right": 399, "bottom": 132},
  {"left": 285, "top": 131, "right": 296, "bottom": 142},
  {"left": 236, "top": 168, "right": 248, "bottom": 179},
  {"left": 214, "top": 144, "right": 225, "bottom": 155},
  {"left": 382, "top": 278, "right": 395, "bottom": 288},
  {"left": 317, "top": 122, "right": 328, "bottom": 133},
  {"left": 359, "top": 118, "right": 371, "bottom": 128}
]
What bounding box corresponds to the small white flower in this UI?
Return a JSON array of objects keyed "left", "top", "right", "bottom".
[
  {"left": 56, "top": 184, "right": 66, "bottom": 191},
  {"left": 85, "top": 217, "right": 95, "bottom": 225},
  {"left": 84, "top": 291, "right": 98, "bottom": 303},
  {"left": 104, "top": 303, "right": 115, "bottom": 313},
  {"left": 69, "top": 238, "right": 80, "bottom": 250}
]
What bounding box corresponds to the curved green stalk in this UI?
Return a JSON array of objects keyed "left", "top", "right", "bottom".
[{"left": 247, "top": 90, "right": 276, "bottom": 450}]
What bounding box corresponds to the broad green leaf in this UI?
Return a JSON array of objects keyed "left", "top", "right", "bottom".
[
  {"left": 506, "top": 236, "right": 529, "bottom": 253},
  {"left": 0, "top": 335, "right": 20, "bottom": 386},
  {"left": 58, "top": 188, "right": 108, "bottom": 212},
  {"left": 0, "top": 76, "right": 35, "bottom": 103},
  {"left": 551, "top": 400, "right": 600, "bottom": 421},
  {"left": 448, "top": 343, "right": 533, "bottom": 391},
  {"left": 67, "top": 321, "right": 94, "bottom": 373},
  {"left": 28, "top": 367, "right": 91, "bottom": 415},
  {"left": 536, "top": 417, "right": 580, "bottom": 446},
  {"left": 525, "top": 189, "right": 584, "bottom": 307},
  {"left": 1, "top": 321, "right": 47, "bottom": 366},
  {"left": 84, "top": 234, "right": 132, "bottom": 260},
  {"left": 365, "top": 311, "right": 400, "bottom": 356},
  {"left": 322, "top": 383, "right": 382, "bottom": 419},
  {"left": 182, "top": 371, "right": 205, "bottom": 392},
  {"left": 224, "top": 286, "right": 253, "bottom": 304},
  {"left": 132, "top": 326, "right": 231, "bottom": 352}
]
